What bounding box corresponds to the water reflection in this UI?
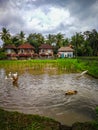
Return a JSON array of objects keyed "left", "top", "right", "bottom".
[{"left": 0, "top": 69, "right": 98, "bottom": 125}]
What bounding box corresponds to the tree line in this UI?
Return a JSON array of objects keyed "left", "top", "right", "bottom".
[{"left": 0, "top": 27, "right": 98, "bottom": 57}]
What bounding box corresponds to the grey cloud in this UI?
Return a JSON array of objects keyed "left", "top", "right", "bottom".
[
  {"left": 0, "top": 0, "right": 10, "bottom": 7},
  {"left": 0, "top": 0, "right": 98, "bottom": 40}
]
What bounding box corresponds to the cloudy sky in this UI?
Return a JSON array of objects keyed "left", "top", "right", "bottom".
[{"left": 0, "top": 0, "right": 98, "bottom": 45}]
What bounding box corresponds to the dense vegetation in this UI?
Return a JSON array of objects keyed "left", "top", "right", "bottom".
[
  {"left": 0, "top": 58, "right": 98, "bottom": 78},
  {"left": 0, "top": 27, "right": 98, "bottom": 56}
]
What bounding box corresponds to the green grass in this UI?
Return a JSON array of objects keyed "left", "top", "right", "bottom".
[
  {"left": 0, "top": 58, "right": 98, "bottom": 77},
  {"left": 77, "top": 58, "right": 98, "bottom": 78},
  {"left": 0, "top": 108, "right": 98, "bottom": 130},
  {"left": 0, "top": 108, "right": 60, "bottom": 130}
]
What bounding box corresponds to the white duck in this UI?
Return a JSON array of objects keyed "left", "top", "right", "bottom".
[
  {"left": 5, "top": 72, "right": 18, "bottom": 84},
  {"left": 80, "top": 70, "right": 88, "bottom": 76},
  {"left": 76, "top": 70, "right": 88, "bottom": 79},
  {"left": 8, "top": 72, "right": 13, "bottom": 79},
  {"left": 5, "top": 72, "right": 12, "bottom": 80},
  {"left": 12, "top": 72, "right": 18, "bottom": 82},
  {"left": 12, "top": 72, "right": 18, "bottom": 79}
]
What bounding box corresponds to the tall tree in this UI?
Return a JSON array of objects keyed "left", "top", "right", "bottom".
[
  {"left": 27, "top": 33, "right": 44, "bottom": 53},
  {"left": 56, "top": 33, "right": 65, "bottom": 48},
  {"left": 62, "top": 38, "right": 70, "bottom": 46},
  {"left": 89, "top": 29, "right": 98, "bottom": 56},
  {"left": 71, "top": 32, "right": 84, "bottom": 56},
  {"left": 17, "top": 31, "right": 25, "bottom": 44},
  {"left": 46, "top": 34, "right": 56, "bottom": 45},
  {"left": 84, "top": 29, "right": 98, "bottom": 56},
  {"left": 11, "top": 35, "right": 20, "bottom": 47},
  {"left": 0, "top": 27, "right": 11, "bottom": 46}
]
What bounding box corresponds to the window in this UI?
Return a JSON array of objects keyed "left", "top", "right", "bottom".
[{"left": 21, "top": 49, "right": 24, "bottom": 53}]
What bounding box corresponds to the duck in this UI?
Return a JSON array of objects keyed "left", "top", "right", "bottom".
[
  {"left": 80, "top": 70, "right": 88, "bottom": 76},
  {"left": 5, "top": 72, "right": 18, "bottom": 85},
  {"left": 8, "top": 72, "right": 12, "bottom": 78},
  {"left": 76, "top": 70, "right": 88, "bottom": 79},
  {"left": 12, "top": 72, "right": 18, "bottom": 79},
  {"left": 5, "top": 72, "right": 12, "bottom": 80},
  {"left": 8, "top": 72, "right": 13, "bottom": 80},
  {"left": 12, "top": 72, "right": 18, "bottom": 83},
  {"left": 5, "top": 75, "right": 8, "bottom": 79},
  {"left": 65, "top": 90, "right": 77, "bottom": 95}
]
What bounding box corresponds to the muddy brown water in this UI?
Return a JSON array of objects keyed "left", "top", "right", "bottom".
[{"left": 0, "top": 69, "right": 98, "bottom": 126}]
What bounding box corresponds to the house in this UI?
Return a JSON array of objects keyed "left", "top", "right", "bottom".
[
  {"left": 39, "top": 44, "right": 54, "bottom": 58},
  {"left": 58, "top": 46, "right": 74, "bottom": 58},
  {"left": 17, "top": 43, "right": 35, "bottom": 59},
  {"left": 4, "top": 44, "right": 17, "bottom": 59}
]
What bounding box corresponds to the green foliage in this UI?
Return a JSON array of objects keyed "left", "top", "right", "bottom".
[
  {"left": 0, "top": 108, "right": 59, "bottom": 130},
  {"left": 0, "top": 58, "right": 98, "bottom": 77},
  {"left": 96, "top": 107, "right": 98, "bottom": 115},
  {"left": 0, "top": 51, "right": 7, "bottom": 60},
  {"left": 1, "top": 27, "right": 98, "bottom": 56},
  {"left": 95, "top": 107, "right": 98, "bottom": 121}
]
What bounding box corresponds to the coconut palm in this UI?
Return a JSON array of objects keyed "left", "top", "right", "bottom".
[
  {"left": 17, "top": 31, "right": 25, "bottom": 44},
  {"left": 0, "top": 27, "right": 11, "bottom": 46}
]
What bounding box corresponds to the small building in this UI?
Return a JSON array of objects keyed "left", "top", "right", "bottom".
[
  {"left": 39, "top": 44, "right": 54, "bottom": 58},
  {"left": 17, "top": 43, "right": 35, "bottom": 59},
  {"left": 58, "top": 46, "right": 74, "bottom": 58},
  {"left": 4, "top": 44, "right": 17, "bottom": 59}
]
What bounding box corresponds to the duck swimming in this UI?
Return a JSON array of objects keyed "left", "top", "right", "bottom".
[
  {"left": 12, "top": 72, "right": 18, "bottom": 84},
  {"left": 65, "top": 90, "right": 77, "bottom": 95}
]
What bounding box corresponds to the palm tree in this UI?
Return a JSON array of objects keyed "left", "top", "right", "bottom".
[
  {"left": 0, "top": 27, "right": 11, "bottom": 46},
  {"left": 11, "top": 35, "right": 20, "bottom": 47},
  {"left": 83, "top": 29, "right": 98, "bottom": 56},
  {"left": 27, "top": 33, "right": 44, "bottom": 53},
  {"left": 89, "top": 29, "right": 98, "bottom": 56},
  {"left": 56, "top": 33, "right": 65, "bottom": 48},
  {"left": 46, "top": 34, "right": 56, "bottom": 45},
  {"left": 18, "top": 31, "right": 25, "bottom": 44},
  {"left": 71, "top": 32, "right": 84, "bottom": 57}
]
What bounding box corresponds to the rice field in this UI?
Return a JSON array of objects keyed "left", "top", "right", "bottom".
[{"left": 0, "top": 58, "right": 98, "bottom": 77}]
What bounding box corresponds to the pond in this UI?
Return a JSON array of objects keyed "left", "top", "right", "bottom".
[{"left": 0, "top": 68, "right": 98, "bottom": 126}]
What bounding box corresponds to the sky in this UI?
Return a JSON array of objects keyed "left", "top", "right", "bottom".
[{"left": 0, "top": 0, "right": 98, "bottom": 45}]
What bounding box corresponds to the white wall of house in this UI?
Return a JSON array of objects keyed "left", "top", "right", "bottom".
[
  {"left": 65, "top": 52, "right": 73, "bottom": 57},
  {"left": 59, "top": 52, "right": 74, "bottom": 58},
  {"left": 6, "top": 49, "right": 11, "bottom": 54},
  {"left": 40, "top": 49, "right": 53, "bottom": 55},
  {"left": 18, "top": 49, "right": 34, "bottom": 54},
  {"left": 6, "top": 49, "right": 15, "bottom": 54}
]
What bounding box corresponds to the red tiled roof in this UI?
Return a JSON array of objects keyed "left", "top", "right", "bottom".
[
  {"left": 4, "top": 44, "right": 16, "bottom": 49},
  {"left": 18, "top": 43, "right": 35, "bottom": 49},
  {"left": 58, "top": 47, "right": 74, "bottom": 52},
  {"left": 39, "top": 44, "right": 53, "bottom": 49}
]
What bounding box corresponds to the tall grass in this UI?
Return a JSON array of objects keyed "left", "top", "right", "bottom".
[
  {"left": 0, "top": 58, "right": 98, "bottom": 77},
  {"left": 78, "top": 58, "right": 98, "bottom": 78}
]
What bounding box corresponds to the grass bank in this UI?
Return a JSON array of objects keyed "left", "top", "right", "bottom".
[
  {"left": 77, "top": 57, "right": 98, "bottom": 78},
  {"left": 0, "top": 108, "right": 98, "bottom": 130},
  {"left": 0, "top": 108, "right": 60, "bottom": 130}
]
